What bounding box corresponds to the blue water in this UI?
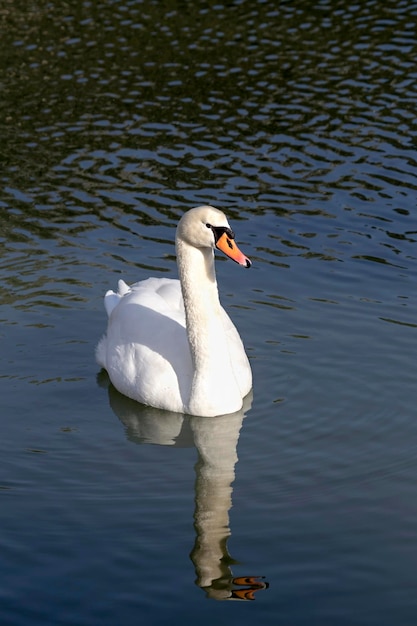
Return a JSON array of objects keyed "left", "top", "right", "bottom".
[{"left": 1, "top": 1, "right": 417, "bottom": 624}]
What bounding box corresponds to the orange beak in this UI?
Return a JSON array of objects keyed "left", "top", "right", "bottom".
[
  {"left": 231, "top": 576, "right": 269, "bottom": 600},
  {"left": 215, "top": 232, "right": 252, "bottom": 268}
]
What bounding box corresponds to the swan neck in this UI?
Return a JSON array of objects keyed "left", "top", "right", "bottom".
[
  {"left": 176, "top": 233, "right": 245, "bottom": 416},
  {"left": 176, "top": 238, "right": 222, "bottom": 340}
]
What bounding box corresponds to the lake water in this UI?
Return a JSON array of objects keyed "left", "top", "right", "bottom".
[{"left": 1, "top": 1, "right": 417, "bottom": 624}]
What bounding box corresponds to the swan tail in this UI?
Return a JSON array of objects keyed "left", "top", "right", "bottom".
[
  {"left": 95, "top": 335, "right": 107, "bottom": 369},
  {"left": 104, "top": 279, "right": 131, "bottom": 317},
  {"left": 99, "top": 279, "right": 131, "bottom": 368}
]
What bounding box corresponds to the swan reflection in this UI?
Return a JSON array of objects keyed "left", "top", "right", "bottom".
[{"left": 105, "top": 380, "right": 268, "bottom": 600}]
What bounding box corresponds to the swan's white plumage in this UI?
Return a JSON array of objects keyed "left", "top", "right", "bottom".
[{"left": 96, "top": 206, "right": 252, "bottom": 417}]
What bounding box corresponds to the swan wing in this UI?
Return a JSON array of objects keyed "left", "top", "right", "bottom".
[{"left": 97, "top": 277, "right": 192, "bottom": 412}]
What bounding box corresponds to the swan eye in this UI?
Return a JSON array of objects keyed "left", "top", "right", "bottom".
[{"left": 206, "top": 223, "right": 211, "bottom": 228}]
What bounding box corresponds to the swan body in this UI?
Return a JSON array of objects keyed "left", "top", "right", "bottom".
[{"left": 96, "top": 205, "right": 252, "bottom": 417}]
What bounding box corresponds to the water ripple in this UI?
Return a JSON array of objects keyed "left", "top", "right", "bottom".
[{"left": 2, "top": 2, "right": 417, "bottom": 622}]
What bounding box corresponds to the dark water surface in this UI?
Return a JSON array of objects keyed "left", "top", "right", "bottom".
[{"left": 1, "top": 1, "right": 417, "bottom": 624}]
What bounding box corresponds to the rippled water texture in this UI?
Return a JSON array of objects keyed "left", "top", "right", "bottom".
[{"left": 1, "top": 1, "right": 417, "bottom": 625}]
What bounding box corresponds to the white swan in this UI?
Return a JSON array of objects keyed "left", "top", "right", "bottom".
[{"left": 96, "top": 205, "right": 252, "bottom": 417}]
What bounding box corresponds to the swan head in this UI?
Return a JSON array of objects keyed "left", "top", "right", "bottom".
[{"left": 176, "top": 206, "right": 252, "bottom": 268}]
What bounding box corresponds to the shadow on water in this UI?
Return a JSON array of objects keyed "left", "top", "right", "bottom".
[{"left": 98, "top": 371, "right": 268, "bottom": 602}]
